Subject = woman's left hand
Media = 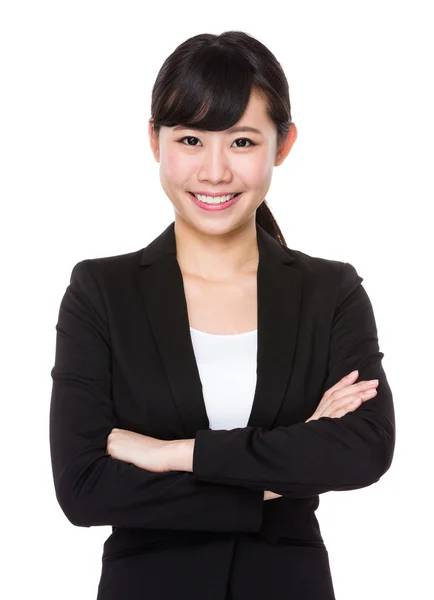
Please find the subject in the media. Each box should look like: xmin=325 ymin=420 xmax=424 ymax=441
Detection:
xmin=106 ymin=428 xmax=175 ymax=473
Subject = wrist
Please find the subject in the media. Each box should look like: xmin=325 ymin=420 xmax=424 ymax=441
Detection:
xmin=168 ymin=439 xmax=195 ymax=472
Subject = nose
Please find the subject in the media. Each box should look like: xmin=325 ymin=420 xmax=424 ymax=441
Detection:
xmin=198 ymin=145 xmax=232 ymax=185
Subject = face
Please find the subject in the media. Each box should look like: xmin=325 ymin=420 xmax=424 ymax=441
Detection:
xmin=148 ymin=89 xmax=297 ymax=236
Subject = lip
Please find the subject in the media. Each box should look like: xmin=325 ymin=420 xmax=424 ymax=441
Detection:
xmin=190 ymin=191 xmax=240 ymax=197
xmin=188 ymin=192 xmax=242 ymax=211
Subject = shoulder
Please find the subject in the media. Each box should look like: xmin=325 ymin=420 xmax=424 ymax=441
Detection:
xmin=282 ymin=244 xmax=360 ymax=280
xmin=281 ymin=245 xmax=364 ymax=305
xmin=70 ymin=247 xmax=142 ymax=278
xmin=67 ymin=248 xmax=143 ymax=307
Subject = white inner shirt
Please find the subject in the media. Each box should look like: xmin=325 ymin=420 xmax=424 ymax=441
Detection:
xmin=189 ymin=327 xmax=258 ymax=431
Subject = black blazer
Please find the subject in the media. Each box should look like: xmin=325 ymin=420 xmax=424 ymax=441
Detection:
xmin=49 ymin=221 xmax=395 ymax=600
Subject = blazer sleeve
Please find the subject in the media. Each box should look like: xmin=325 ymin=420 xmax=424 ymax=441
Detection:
xmin=192 ymin=262 xmax=396 ymax=498
xmin=49 ymin=260 xmax=264 ymax=530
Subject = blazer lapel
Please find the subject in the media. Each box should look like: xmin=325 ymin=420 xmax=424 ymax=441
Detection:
xmin=138 ymin=221 xmax=303 ymax=438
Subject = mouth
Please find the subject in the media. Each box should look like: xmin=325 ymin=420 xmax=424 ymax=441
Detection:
xmin=188 ymin=191 xmax=242 ymax=211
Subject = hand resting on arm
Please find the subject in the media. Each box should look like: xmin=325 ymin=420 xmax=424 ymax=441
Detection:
xmin=257 ymin=369 xmax=379 ymax=501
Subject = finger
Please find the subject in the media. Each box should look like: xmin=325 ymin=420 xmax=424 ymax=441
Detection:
xmin=332 ymin=388 xmax=377 ymax=411
xmin=318 ymin=383 xmax=374 ymax=418
xmin=316 ymin=371 xmax=359 ymax=417
xmin=326 ymin=380 xmax=378 ymax=408
xmin=329 ymin=387 xmax=378 ymax=418
xmin=330 ymin=397 xmax=363 ymax=418
xmin=317 ymin=371 xmax=376 ymax=419
xmin=322 ymin=370 xmax=359 ymax=401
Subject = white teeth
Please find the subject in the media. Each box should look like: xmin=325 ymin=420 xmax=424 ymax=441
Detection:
xmin=193 ymin=193 xmax=238 ymax=204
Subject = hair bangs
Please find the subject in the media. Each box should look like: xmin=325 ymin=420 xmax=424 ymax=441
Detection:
xmin=156 ymin=48 xmax=256 ymax=132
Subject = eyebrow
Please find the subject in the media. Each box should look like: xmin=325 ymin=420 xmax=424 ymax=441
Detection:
xmin=172 ymin=125 xmax=263 ymax=135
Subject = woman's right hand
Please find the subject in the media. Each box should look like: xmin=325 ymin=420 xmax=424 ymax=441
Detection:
xmin=263 ymin=490 xmax=282 ymax=501
xmin=263 ymin=370 xmax=379 ymax=501
xmin=305 ymin=369 xmax=378 ymax=422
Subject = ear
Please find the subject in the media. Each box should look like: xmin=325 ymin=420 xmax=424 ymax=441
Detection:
xmin=275 ymin=123 xmax=298 ymax=166
xmin=148 ymin=119 xmax=160 ymax=163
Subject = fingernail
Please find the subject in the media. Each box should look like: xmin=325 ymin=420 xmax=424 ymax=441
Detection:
xmin=348 ymin=370 xmax=358 ymax=377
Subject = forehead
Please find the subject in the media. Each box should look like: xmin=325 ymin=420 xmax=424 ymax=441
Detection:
xmin=233 ymin=91 xmax=272 ymax=129
xmin=242 ymin=90 xmax=269 ymax=118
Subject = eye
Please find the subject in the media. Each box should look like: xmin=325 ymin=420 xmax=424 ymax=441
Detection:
xmin=233 ymin=138 xmax=256 ymax=148
xmin=177 ymin=136 xmax=256 ymax=148
xmin=179 ymin=136 xmax=202 ymax=147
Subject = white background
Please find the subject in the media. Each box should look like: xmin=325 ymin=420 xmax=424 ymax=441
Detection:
xmin=1 ymin=1 xmax=433 ymax=598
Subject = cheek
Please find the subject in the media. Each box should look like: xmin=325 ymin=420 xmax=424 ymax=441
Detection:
xmin=239 ymin=155 xmax=273 ymax=187
xmin=160 ymin=150 xmax=191 ymax=183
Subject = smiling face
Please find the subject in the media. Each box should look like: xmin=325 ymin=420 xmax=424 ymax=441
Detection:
xmin=148 ymin=89 xmax=297 ymax=236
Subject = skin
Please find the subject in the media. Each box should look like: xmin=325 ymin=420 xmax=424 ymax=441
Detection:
xmin=106 ymin=89 xmax=378 ymax=495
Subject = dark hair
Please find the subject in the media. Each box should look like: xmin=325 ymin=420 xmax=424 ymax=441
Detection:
xmin=150 ymin=31 xmax=293 ymax=247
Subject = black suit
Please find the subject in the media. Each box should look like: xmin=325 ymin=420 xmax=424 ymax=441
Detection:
xmin=49 ymin=220 xmax=395 ymax=599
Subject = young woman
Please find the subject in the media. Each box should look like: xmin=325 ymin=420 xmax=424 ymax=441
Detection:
xmin=49 ymin=31 xmax=395 ymax=600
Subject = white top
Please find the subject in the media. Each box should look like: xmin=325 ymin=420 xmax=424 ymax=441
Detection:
xmin=189 ymin=326 xmax=258 ymax=430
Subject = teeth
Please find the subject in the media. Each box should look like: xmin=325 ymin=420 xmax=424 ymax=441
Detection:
xmin=193 ymin=193 xmax=238 ymax=204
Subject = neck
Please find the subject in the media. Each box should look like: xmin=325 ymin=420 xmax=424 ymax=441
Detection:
xmin=174 ymin=217 xmax=259 ymax=281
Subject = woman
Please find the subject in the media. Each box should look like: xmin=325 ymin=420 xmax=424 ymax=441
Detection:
xmin=49 ymin=31 xmax=395 ymax=600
